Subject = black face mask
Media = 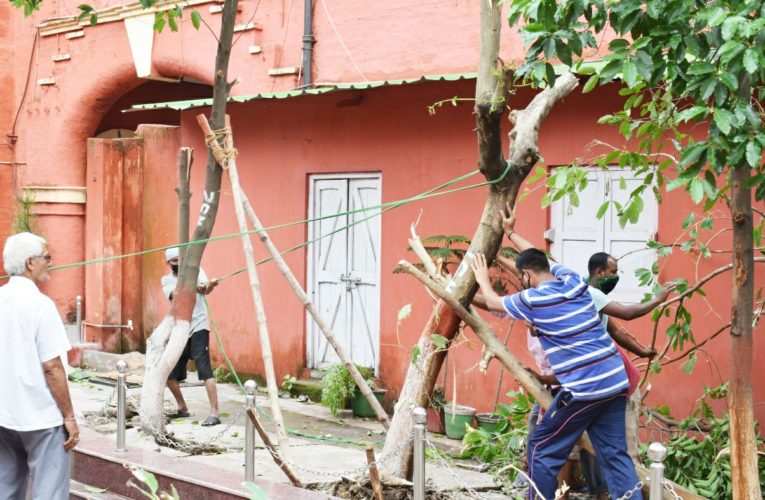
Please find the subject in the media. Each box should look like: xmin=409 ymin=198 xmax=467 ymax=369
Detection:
xmin=171 ymin=264 xmax=179 ymax=274
xmin=597 ymin=275 xmax=620 ymax=295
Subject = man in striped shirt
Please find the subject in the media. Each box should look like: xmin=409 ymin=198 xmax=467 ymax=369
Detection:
xmin=472 ymin=228 xmax=642 ymax=499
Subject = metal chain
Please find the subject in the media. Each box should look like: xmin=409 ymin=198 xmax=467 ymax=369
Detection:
xmin=127 ymin=394 xmax=245 ymax=452
xmin=424 ymin=437 xmax=488 ymax=499
xmin=97 ymin=385 xmax=119 ymax=416
xmin=662 ymin=478 xmax=683 ymax=500
xmin=614 ymin=479 xmax=646 ymax=500
xmin=260 ymin=434 xmax=411 ymax=479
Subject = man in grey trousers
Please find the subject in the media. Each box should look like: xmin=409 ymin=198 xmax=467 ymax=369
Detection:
xmin=0 ymin=232 xmax=79 ymax=500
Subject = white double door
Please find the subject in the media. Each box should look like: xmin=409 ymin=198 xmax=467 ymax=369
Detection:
xmin=549 ymin=167 xmax=658 ymax=303
xmin=307 ymin=174 xmax=381 ymax=372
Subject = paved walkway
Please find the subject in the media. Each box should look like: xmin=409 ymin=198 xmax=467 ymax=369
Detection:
xmin=69 ymin=356 xmax=506 ymax=498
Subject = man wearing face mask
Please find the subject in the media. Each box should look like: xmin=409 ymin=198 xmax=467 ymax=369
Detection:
xmin=162 ymin=247 xmax=221 ymax=426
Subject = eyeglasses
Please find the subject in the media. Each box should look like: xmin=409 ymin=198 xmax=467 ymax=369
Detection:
xmin=33 ymin=254 xmax=52 ymax=263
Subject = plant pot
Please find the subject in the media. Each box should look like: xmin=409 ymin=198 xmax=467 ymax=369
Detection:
xmin=476 ymin=413 xmax=502 ymax=433
xmin=350 ymin=389 xmax=387 ymax=418
xmin=443 ymin=403 xmax=476 ymax=440
xmin=426 ymin=407 xmax=446 ymax=434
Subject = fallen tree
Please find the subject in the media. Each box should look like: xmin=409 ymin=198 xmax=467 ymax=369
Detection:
xmin=380 ymin=0 xmax=580 ymax=477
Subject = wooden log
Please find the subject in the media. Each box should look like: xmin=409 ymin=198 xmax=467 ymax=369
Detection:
xmin=246 ymin=408 xmax=302 ymax=487
xmin=239 ymin=193 xmax=390 ymax=428
xmin=196 ymin=113 xmax=292 ymax=459
xmin=365 ymin=446 xmax=384 ymax=500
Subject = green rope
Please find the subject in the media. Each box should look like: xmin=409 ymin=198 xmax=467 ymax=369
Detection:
xmin=34 ymin=162 xmax=510 ymax=275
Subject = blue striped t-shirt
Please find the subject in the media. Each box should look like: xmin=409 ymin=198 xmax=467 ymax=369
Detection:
xmin=502 ymin=263 xmax=628 ymax=400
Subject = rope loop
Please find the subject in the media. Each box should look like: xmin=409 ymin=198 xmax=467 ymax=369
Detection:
xmin=205 ymin=127 xmax=238 ymax=168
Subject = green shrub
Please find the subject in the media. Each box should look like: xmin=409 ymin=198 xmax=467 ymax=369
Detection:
xmin=320 ymin=364 xmax=373 ymax=416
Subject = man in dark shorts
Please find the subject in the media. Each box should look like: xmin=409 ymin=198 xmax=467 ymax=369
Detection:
xmin=162 ymin=247 xmax=221 ymax=426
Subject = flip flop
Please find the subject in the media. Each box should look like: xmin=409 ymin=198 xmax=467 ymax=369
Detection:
xmin=167 ymin=410 xmax=191 ymax=419
xmin=201 ymin=415 xmax=221 ymax=427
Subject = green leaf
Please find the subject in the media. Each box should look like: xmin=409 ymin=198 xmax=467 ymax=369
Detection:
xmin=717 ymin=72 xmax=737 ymax=92
xmin=582 ymin=73 xmax=599 ymax=93
xmin=85 ymin=486 xmax=108 ymax=494
xmin=544 ymin=62 xmax=556 ymax=86
xmin=675 ymin=106 xmax=708 ymax=124
xmin=706 ymin=6 xmax=727 ymax=27
xmin=687 ymin=62 xmax=715 ymax=75
xmin=596 ymin=201 xmax=609 ymax=219
xmin=713 ymin=108 xmax=733 ymax=135
xmin=153 ymin=12 xmax=166 ymax=31
xmin=191 ymin=10 xmax=202 ymax=30
xmin=682 ymin=353 xmax=698 ymax=375
xmin=411 ymin=345 xmax=421 ymax=364
xmin=397 ymin=303 xmax=412 ymax=322
xmin=131 ymin=467 xmax=159 ymax=494
xmin=746 ymin=140 xmax=762 ymax=168
xmin=622 ymin=58 xmax=637 ymax=87
xmin=243 ymin=481 xmax=268 ymax=500
xmin=430 ymin=334 xmax=448 ymax=350
xmin=689 ymin=178 xmax=704 ymax=204
xmin=743 ymin=49 xmax=758 ymax=74
xmin=682 ymin=213 xmax=695 ymax=230
xmin=679 ymin=142 xmax=708 ymax=167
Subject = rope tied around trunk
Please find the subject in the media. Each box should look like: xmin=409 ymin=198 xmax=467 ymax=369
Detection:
xmin=205 ymin=126 xmax=238 ymax=168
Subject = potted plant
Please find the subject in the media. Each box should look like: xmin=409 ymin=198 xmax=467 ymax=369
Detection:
xmin=321 ymin=363 xmax=381 ymax=417
xmin=349 ymin=377 xmax=387 ymax=418
xmin=426 ymin=386 xmax=447 ymax=433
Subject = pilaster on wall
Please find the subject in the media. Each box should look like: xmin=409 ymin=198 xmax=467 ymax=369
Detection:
xmin=136 ymin=125 xmax=180 ymax=338
xmin=85 ymin=137 xmax=144 ymax=352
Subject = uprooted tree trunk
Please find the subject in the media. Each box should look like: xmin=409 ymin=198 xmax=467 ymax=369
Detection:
xmin=140 ymin=0 xmax=239 ymax=436
xmin=380 ymin=0 xmax=580 ymax=477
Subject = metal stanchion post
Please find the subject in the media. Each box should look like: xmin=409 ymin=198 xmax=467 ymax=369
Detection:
xmin=413 ymin=407 xmax=427 ymax=500
xmin=647 ymin=442 xmax=667 ymax=500
xmin=115 ymin=360 xmax=127 ymax=453
xmin=244 ymin=380 xmax=258 ymax=483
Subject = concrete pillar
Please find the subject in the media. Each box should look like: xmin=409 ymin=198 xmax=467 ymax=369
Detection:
xmin=136 ymin=125 xmax=181 ymax=335
xmin=85 ymin=137 xmax=144 ymax=352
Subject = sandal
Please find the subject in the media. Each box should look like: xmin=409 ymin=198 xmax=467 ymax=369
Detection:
xmin=167 ymin=410 xmax=191 ymax=419
xmin=201 ymin=415 xmax=221 ymax=427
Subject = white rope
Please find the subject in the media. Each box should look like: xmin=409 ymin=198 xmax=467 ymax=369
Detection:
xmin=319 ymin=0 xmax=369 ymax=82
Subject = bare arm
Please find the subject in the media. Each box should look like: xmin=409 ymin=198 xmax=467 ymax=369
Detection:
xmin=42 ymin=357 xmax=79 ymax=450
xmin=499 ymin=202 xmax=553 ymax=263
xmin=601 ymin=283 xmax=677 ymax=320
xmin=471 ymin=254 xmax=506 ymax=313
xmin=607 ymin=321 xmax=656 ymax=358
xmin=472 ymin=292 xmax=489 ymax=311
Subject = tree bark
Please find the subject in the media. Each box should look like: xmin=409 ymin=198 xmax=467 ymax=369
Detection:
xmin=379 ymin=0 xmax=580 ymax=478
xmin=140 ymin=0 xmax=239 ymax=435
xmin=728 ymin=164 xmax=760 ymax=500
xmin=176 ymin=147 xmax=193 ymax=260
xmin=239 ymin=194 xmax=391 ymax=428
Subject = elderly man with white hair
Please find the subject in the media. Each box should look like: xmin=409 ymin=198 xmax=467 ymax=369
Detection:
xmin=0 ymin=232 xmax=77 ymax=500
xmin=162 ymin=246 xmax=221 ymax=426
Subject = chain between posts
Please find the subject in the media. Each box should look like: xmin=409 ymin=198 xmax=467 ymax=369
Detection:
xmin=98 ymin=386 xmax=409 ymax=475
xmin=423 ymin=437 xmax=488 ymax=500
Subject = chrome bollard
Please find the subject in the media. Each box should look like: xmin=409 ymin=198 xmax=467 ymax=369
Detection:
xmin=647 ymin=442 xmax=667 ymax=500
xmin=244 ymin=380 xmax=258 ymax=483
xmin=413 ymin=407 xmax=427 ymax=500
xmin=115 ymin=360 xmax=127 ymax=453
